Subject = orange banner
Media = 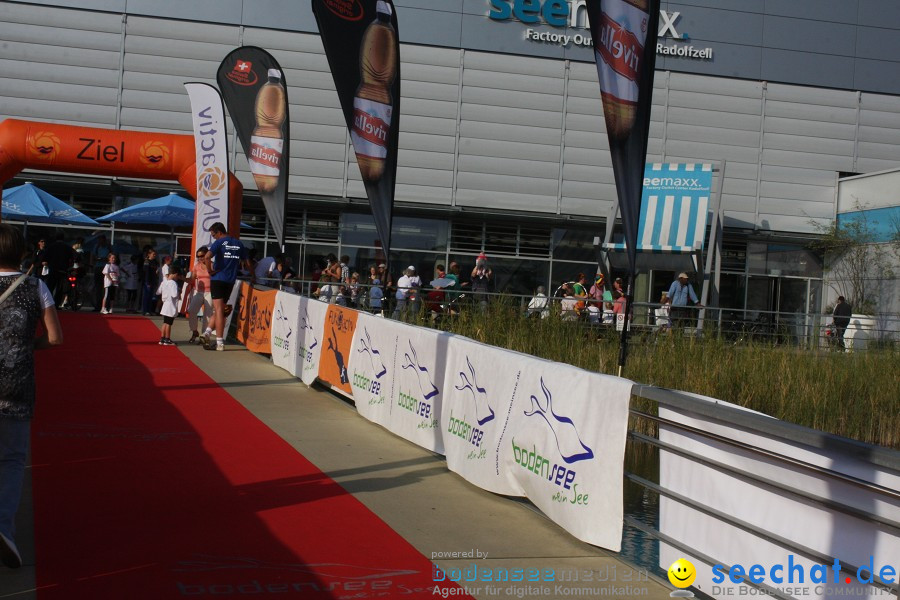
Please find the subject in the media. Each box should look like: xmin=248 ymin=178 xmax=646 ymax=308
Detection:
xmin=0 ymin=119 xmax=243 ymax=239
xmin=318 ymin=305 xmax=359 ymax=395
xmin=236 ymin=285 xmax=277 ymax=354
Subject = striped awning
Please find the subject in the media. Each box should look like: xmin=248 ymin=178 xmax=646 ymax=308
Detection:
xmin=605 ymin=163 xmax=712 ymax=254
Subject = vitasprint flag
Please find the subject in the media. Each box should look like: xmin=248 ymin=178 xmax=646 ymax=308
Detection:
xmin=217 ymin=47 xmax=290 ymax=247
xmin=312 ymin=0 xmax=399 ymax=259
xmin=184 ymin=82 xmax=229 ymax=256
xmin=586 ymin=0 xmax=660 ymax=274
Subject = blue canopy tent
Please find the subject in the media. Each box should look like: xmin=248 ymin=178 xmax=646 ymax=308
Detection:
xmin=98 ymin=192 xmax=252 ymax=256
xmin=1 ymin=182 xmax=99 ymax=234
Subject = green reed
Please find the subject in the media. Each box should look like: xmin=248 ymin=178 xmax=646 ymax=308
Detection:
xmin=423 ymin=297 xmax=900 ymax=449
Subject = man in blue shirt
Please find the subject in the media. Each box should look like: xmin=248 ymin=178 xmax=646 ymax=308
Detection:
xmin=667 ymin=272 xmax=702 ymax=330
xmin=202 ymin=222 xmax=247 ymax=351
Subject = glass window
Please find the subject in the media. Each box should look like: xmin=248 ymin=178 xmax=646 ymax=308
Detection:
xmin=342 ymin=213 xmax=448 ymax=251
xmin=766 ymin=245 xmax=822 ymax=278
xmin=747 ymin=242 xmax=767 ymax=275
xmin=552 ymin=227 xmax=600 ymax=262
xmin=718 ymin=273 xmax=746 ymax=310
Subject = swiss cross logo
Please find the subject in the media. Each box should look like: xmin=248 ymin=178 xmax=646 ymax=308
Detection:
xmin=225 ymin=59 xmax=259 ymax=86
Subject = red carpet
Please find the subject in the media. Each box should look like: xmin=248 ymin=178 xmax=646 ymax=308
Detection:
xmin=32 ymin=313 xmax=468 ymax=599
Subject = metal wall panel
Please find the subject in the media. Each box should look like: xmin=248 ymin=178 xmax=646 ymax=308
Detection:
xmin=5 ymin=3 xmax=900 ymax=235
xmin=0 ymin=3 xmax=121 ymax=128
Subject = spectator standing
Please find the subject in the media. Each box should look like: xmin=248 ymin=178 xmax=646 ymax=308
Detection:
xmin=349 ymin=272 xmax=361 ymax=307
xmin=655 ymin=292 xmax=671 ymax=332
xmin=91 ymin=235 xmax=112 ymax=311
xmin=0 ymin=223 xmax=63 ymax=569
xmin=185 ymin=246 xmax=212 ymax=344
xmin=43 ymin=233 xmax=75 ymax=308
xmin=667 ymin=272 xmax=702 ymax=329
xmin=393 ymin=266 xmax=418 ymax=321
xmin=100 ymin=253 xmax=120 ymax=314
xmin=202 ymin=222 xmax=247 ymax=351
xmin=832 ymin=296 xmax=852 ymax=349
xmin=526 ymin=286 xmax=549 ymax=319
xmin=369 ymin=278 xmax=384 ymax=314
xmin=120 ymin=254 xmax=139 ymax=312
xmin=470 ymin=253 xmax=492 ymax=310
xmin=33 ymin=238 xmax=47 ymax=280
xmin=141 ymin=248 xmax=159 ymax=316
xmin=158 ymin=266 xmax=180 ymax=346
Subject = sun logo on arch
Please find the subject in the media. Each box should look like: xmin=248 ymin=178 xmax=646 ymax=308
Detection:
xmin=139 ymin=140 xmax=170 ymax=169
xmin=27 ymin=131 xmax=61 ymax=161
xmin=198 ymin=166 xmax=226 ymax=194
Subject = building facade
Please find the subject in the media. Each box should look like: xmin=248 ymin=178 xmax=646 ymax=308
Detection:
xmin=2 ymin=0 xmax=900 ymax=315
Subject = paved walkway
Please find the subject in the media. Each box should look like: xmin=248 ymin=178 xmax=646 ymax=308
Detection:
xmin=2 ymin=316 xmax=674 ymax=600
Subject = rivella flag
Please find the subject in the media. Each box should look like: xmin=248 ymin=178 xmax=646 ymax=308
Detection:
xmin=312 ymin=0 xmax=399 ymax=260
xmin=586 ymin=0 xmax=660 ymax=274
xmin=184 ymin=82 xmax=229 ymax=254
xmin=216 ymin=47 xmax=289 ymax=247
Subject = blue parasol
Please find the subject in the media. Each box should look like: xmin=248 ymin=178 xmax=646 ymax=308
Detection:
xmin=2 ymin=182 xmax=98 ymax=226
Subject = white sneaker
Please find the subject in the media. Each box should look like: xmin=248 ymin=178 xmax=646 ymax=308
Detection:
xmin=100 ymin=309 xmax=109 ymax=314
xmin=0 ymin=532 xmax=22 ymax=569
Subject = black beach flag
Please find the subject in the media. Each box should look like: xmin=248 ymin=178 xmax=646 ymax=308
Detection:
xmin=586 ymin=0 xmax=660 ymax=275
xmin=217 ymin=47 xmax=290 ymax=247
xmin=312 ymin=0 xmax=400 ymax=260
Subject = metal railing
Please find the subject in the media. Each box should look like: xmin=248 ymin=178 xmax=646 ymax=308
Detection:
xmin=623 ymin=385 xmax=900 ymax=600
xmin=255 ymin=276 xmax=900 ymax=351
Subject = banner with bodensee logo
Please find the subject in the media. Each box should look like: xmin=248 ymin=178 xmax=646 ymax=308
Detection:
xmin=298 ymin=296 xmax=327 ymax=386
xmin=502 ymin=355 xmax=631 ymax=551
xmin=442 ymin=335 xmax=525 ymax=495
xmin=271 ymin=291 xmax=301 ymax=375
xmin=349 ymin=313 xmax=449 ymax=454
xmin=236 ymin=285 xmax=277 ymax=354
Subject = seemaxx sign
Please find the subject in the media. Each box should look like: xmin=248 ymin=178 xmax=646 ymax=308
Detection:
xmin=488 ymin=0 xmax=713 ymax=59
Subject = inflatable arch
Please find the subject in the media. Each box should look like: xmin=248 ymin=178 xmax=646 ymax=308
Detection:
xmin=0 ymin=119 xmax=243 ymax=237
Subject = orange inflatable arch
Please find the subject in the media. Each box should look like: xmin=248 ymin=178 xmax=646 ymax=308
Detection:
xmin=0 ymin=119 xmax=243 ymax=237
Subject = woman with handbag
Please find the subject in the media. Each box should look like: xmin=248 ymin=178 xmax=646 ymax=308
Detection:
xmin=0 ymin=224 xmax=63 ymax=568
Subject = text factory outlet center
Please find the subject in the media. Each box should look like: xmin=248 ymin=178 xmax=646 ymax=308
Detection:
xmin=2 ymin=0 xmax=899 ymax=315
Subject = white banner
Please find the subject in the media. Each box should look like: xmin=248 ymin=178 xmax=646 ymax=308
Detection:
xmin=502 ymin=357 xmax=632 ymax=551
xmin=297 ymin=296 xmax=327 ymax=386
xmin=658 ymin=399 xmax=900 ymax=600
xmin=442 ymin=335 xmax=525 ymax=495
xmin=184 ymin=82 xmax=229 ymax=252
xmin=348 ymin=314 xmax=449 ymax=454
xmin=272 ymin=291 xmax=301 ymax=375
xmin=349 ymin=311 xmax=397 ymax=429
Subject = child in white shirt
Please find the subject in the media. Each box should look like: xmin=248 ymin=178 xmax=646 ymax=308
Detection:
xmin=101 ymin=253 xmax=120 ymax=314
xmin=158 ymin=266 xmax=180 ymax=346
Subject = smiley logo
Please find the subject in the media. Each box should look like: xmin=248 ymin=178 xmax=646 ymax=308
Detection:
xmin=667 ymin=558 xmax=697 ymax=589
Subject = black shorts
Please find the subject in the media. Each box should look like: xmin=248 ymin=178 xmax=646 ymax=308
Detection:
xmin=163 ymin=315 xmax=175 ymax=326
xmin=210 ymin=280 xmax=235 ymax=300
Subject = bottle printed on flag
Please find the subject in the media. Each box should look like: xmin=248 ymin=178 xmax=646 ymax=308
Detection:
xmin=594 ymin=0 xmax=649 ymax=139
xmin=249 ymin=68 xmax=286 ymax=193
xmin=351 ymin=0 xmax=397 ymax=183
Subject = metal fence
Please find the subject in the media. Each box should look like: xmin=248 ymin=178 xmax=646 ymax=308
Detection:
xmin=261 ymin=277 xmax=900 ymax=351
xmin=623 ymin=385 xmax=900 ymax=600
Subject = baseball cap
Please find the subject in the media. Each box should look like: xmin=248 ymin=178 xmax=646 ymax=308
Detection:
xmin=678 ymin=272 xmax=689 ymax=279
xmin=378 ymin=263 xmax=386 ymax=268
xmin=407 ymin=265 xmax=416 ymax=271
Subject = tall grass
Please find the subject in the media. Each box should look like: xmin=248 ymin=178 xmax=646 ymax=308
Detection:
xmin=425 ymin=298 xmax=900 ymax=449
